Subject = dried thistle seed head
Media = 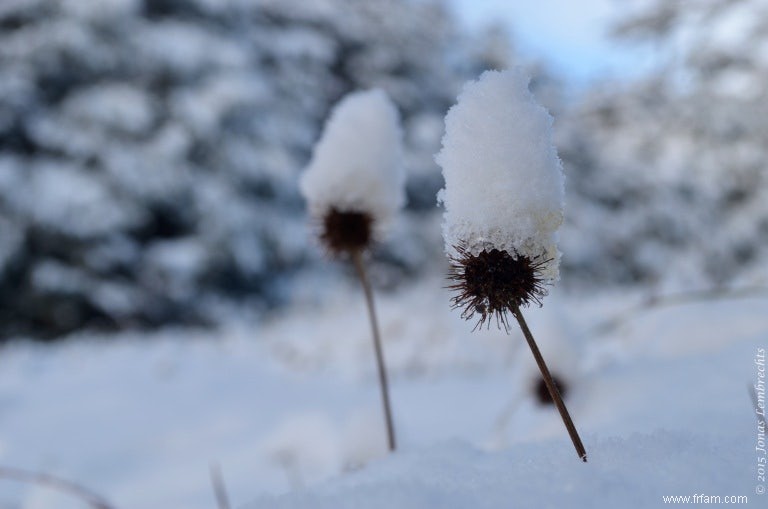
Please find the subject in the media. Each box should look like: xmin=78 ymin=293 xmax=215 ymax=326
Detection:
xmin=448 ymin=244 xmax=549 ymax=330
xmin=319 ymin=207 xmax=373 ymax=255
xmin=533 ymin=375 xmax=569 ymax=406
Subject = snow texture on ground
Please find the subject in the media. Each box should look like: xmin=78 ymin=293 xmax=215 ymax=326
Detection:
xmin=0 ymin=274 xmax=765 ymax=508
xmin=249 ymin=431 xmax=753 ymax=509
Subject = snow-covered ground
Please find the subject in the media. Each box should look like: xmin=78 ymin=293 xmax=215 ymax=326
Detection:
xmin=0 ymin=273 xmax=765 ymax=508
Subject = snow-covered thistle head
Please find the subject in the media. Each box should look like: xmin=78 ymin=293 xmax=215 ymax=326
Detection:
xmin=436 ymin=69 xmax=565 ymax=329
xmin=300 ymin=89 xmax=405 ymax=255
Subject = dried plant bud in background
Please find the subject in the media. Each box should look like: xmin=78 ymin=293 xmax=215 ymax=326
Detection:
xmin=320 ymin=208 xmax=374 ymax=255
xmin=533 ymin=374 xmax=569 ymax=405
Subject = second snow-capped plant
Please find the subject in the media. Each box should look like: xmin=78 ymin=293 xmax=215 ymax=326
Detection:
xmin=300 ymin=89 xmax=405 ymax=452
xmin=436 ymin=69 xmax=587 ymax=461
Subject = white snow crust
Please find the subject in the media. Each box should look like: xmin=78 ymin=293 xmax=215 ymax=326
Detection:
xmin=436 ymin=69 xmax=565 ymax=281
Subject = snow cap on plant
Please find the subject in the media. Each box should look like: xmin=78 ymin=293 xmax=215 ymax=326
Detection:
xmin=436 ymin=69 xmax=565 ymax=329
xmin=300 ymin=89 xmax=405 ymax=254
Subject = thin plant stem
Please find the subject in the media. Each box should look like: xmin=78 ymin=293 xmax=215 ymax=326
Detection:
xmin=351 ymin=250 xmax=397 ymax=452
xmin=511 ymin=304 xmax=587 ymax=462
xmin=209 ymin=463 xmax=231 ymax=509
xmin=0 ymin=466 xmax=115 ymax=509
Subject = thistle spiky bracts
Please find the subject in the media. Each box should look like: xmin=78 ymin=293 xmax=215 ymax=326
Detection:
xmin=447 ymin=243 xmax=550 ymax=331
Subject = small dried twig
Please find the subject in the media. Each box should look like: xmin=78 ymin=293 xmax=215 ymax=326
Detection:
xmin=0 ymin=466 xmax=114 ymax=509
xmin=209 ymin=463 xmax=231 ymax=509
xmin=594 ymin=285 xmax=768 ymax=335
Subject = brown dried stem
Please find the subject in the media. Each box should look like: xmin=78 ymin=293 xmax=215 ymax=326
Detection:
xmin=511 ymin=304 xmax=588 ymax=462
xmin=351 ymin=250 xmax=397 ymax=452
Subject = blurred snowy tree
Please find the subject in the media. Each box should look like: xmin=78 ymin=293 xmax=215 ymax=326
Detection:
xmin=0 ymin=0 xmax=527 ymax=339
xmin=558 ymin=0 xmax=768 ymax=290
